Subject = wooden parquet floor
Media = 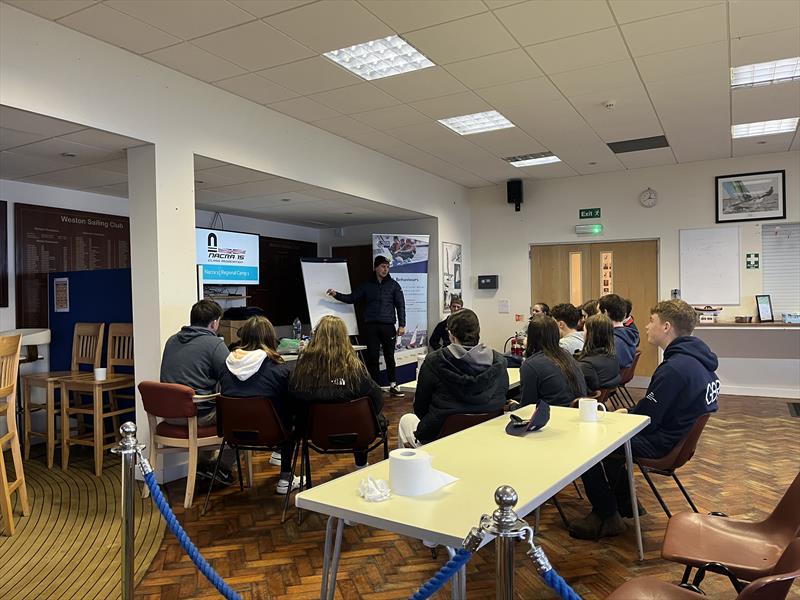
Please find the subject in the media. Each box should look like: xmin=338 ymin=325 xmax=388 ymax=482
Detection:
xmin=136 ymin=393 xmax=800 ymax=600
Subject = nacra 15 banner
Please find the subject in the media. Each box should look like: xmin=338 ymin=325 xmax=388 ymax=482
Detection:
xmin=196 ymin=227 xmax=260 ymax=285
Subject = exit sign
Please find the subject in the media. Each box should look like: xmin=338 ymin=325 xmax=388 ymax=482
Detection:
xmin=579 ymin=208 xmax=601 ymax=219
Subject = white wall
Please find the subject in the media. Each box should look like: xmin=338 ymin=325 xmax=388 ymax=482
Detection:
xmin=469 ymin=151 xmax=800 ymax=352
xmin=195 ymin=209 xmax=319 ymax=244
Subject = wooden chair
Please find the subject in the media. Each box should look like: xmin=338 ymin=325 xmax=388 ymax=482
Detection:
xmin=139 ymin=381 xmax=222 ymax=509
xmin=610 ymin=350 xmax=641 ymax=408
xmin=60 ymin=323 xmax=135 ymax=476
xmin=436 ymin=410 xmax=503 ymax=439
xmin=0 ymin=335 xmax=30 ymax=535
xmin=23 ymin=323 xmax=104 ymax=469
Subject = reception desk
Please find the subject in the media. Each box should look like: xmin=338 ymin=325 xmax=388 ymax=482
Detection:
xmin=694 ymin=323 xmax=800 ymax=399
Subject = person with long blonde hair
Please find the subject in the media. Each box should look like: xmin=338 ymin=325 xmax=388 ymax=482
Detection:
xmin=577 ymin=314 xmax=621 ymax=392
xmin=290 ymin=315 xmax=386 ymax=468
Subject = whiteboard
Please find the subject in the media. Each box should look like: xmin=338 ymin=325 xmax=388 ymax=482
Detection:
xmin=300 ymin=259 xmax=359 ymax=335
xmin=679 ymin=227 xmax=740 ymax=305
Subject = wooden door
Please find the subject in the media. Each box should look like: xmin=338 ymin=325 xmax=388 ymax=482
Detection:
xmin=530 ymin=240 xmax=659 ymax=376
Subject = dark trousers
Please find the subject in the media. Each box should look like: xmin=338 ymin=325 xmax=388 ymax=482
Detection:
xmin=363 ymin=322 xmax=397 ymax=384
xmin=580 ymin=438 xmax=659 ymax=517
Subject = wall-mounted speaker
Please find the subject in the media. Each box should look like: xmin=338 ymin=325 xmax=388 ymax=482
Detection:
xmin=507 ymin=179 xmax=522 ymax=212
xmin=478 ymin=275 xmax=498 ymax=289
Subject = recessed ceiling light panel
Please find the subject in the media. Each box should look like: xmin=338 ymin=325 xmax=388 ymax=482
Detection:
xmin=323 ymin=35 xmax=434 ymax=81
xmin=731 ymin=117 xmax=799 ymax=138
xmin=504 ymin=152 xmax=561 ymax=167
xmin=438 ymin=110 xmax=514 ymax=135
xmin=731 ymin=57 xmax=800 ymax=88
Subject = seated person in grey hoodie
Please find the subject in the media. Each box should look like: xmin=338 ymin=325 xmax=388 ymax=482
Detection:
xmin=550 ymin=303 xmax=585 ymax=356
xmin=160 ymin=299 xmax=229 ymax=426
xmin=219 ymin=316 xmax=299 ymax=495
xmin=398 ymin=309 xmax=509 ymax=447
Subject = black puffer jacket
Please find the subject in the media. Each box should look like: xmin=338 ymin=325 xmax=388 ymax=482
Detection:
xmin=413 ymin=344 xmax=508 ymax=444
xmin=334 ymin=275 xmax=405 ymax=327
xmin=578 ymin=352 xmax=621 ymax=392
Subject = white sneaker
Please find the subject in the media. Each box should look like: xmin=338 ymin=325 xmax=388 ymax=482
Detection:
xmin=275 ymin=475 xmax=304 ymax=495
xmin=269 ymin=451 xmax=282 ymax=466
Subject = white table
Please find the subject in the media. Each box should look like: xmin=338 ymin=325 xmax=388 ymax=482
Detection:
xmin=279 ymin=344 xmax=367 ymax=362
xmin=296 ymin=405 xmax=650 ymax=599
xmin=398 ymin=367 xmax=521 ymax=393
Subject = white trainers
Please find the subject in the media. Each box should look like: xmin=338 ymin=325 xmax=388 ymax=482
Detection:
xmin=269 ymin=451 xmax=282 ymax=466
xmin=275 ymin=475 xmax=304 ymax=495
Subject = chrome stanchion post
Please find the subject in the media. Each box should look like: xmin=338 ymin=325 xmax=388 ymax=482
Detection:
xmin=487 ymin=485 xmax=523 ymax=600
xmin=111 ymin=422 xmax=145 ymax=600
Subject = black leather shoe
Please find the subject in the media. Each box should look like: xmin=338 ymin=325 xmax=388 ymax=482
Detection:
xmin=569 ymin=511 xmax=626 ymax=540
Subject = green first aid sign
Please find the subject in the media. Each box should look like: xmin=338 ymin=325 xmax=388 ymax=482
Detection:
xmin=579 ymin=208 xmax=601 ymax=219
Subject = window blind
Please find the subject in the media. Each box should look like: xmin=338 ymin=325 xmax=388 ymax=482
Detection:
xmin=762 ymin=222 xmax=800 ymax=317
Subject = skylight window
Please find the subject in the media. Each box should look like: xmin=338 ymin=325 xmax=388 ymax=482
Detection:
xmin=323 ymin=35 xmax=434 ymax=81
xmin=504 ymin=152 xmax=561 ymax=167
xmin=731 ymin=57 xmax=800 ymax=88
xmin=731 ymin=118 xmax=799 ymax=138
xmin=438 ymin=110 xmax=515 ymax=135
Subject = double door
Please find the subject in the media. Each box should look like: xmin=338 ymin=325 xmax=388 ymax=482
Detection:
xmin=530 ymin=240 xmax=659 ymax=377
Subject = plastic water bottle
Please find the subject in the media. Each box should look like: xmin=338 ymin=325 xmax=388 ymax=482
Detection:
xmin=292 ymin=317 xmax=302 ymax=340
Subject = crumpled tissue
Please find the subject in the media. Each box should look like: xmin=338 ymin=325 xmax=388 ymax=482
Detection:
xmin=359 ymin=476 xmax=391 ymax=502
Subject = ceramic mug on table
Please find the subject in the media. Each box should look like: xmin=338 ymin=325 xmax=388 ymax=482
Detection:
xmin=94 ymin=367 xmax=107 ymax=381
xmin=578 ymin=397 xmax=607 ymax=422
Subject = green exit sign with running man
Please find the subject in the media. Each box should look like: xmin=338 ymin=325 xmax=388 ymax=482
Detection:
xmin=579 ymin=208 xmax=601 ymax=219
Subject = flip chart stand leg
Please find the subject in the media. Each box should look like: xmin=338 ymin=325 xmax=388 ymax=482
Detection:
xmin=625 ymin=440 xmax=644 ymax=561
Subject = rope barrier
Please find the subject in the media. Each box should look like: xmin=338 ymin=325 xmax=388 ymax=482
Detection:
xmin=542 ymin=568 xmax=583 ymax=600
xmin=408 ymin=548 xmax=472 ymax=600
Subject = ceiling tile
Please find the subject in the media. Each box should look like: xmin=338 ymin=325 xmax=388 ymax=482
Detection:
xmin=551 ymin=60 xmax=641 ymax=97
xmin=311 ymin=115 xmax=395 ymax=147
xmin=372 ymin=67 xmax=467 ymax=103
xmin=0 ymin=127 xmax=44 ymax=151
xmin=476 ymin=77 xmax=562 ymax=111
xmin=467 ymin=127 xmax=547 ymax=157
xmin=0 ymin=106 xmax=86 ymax=137
xmin=609 ymin=0 xmax=721 ymax=24
xmin=60 ymin=129 xmax=144 ymax=151
xmin=192 ymin=21 xmax=314 ymax=71
xmin=265 ymin=0 xmax=393 ymax=53
xmin=515 ymin=161 xmax=578 ymax=179
xmin=484 ymin=0 xmax=525 ymax=8
xmin=200 ymin=164 xmax=274 ymax=184
xmin=194 ymin=155 xmax=229 ymax=170
xmin=21 ymin=165 xmax=127 ymax=187
xmin=444 ymin=49 xmax=543 ymax=89
xmin=258 ymin=56 xmax=362 ymax=95
xmin=526 ymin=27 xmax=629 ymax=75
xmin=732 ymin=81 xmax=800 ymax=124
xmin=196 ymin=188 xmax=241 ymax=203
xmin=729 ymin=0 xmax=800 ymax=38
xmin=635 ymin=40 xmax=728 ymax=84
xmin=733 ymin=132 xmax=795 ymax=157
xmin=731 ymin=27 xmax=800 ymax=67
xmin=210 ymin=178 xmax=309 ymax=198
xmin=58 ymin=3 xmax=181 ymax=54
xmin=494 ymin=0 xmax=615 ymax=46
xmin=404 ymin=13 xmax=517 ymax=65
xmin=359 ymin=0 xmax=486 ymax=34
xmin=91 ymin=157 xmax=129 ymax=174
xmin=0 ymin=151 xmax=69 ymax=178
xmin=105 ymin=0 xmax=253 ymax=40
xmin=86 ymin=182 xmax=129 ymax=197
xmin=351 ymin=105 xmax=430 ymax=130
xmin=145 ymin=43 xmax=247 ymax=82
xmin=269 ymin=97 xmax=341 ymax=121
xmin=503 ymin=99 xmax=597 ymax=146
xmin=410 ymin=91 xmax=492 ymax=120
xmin=309 ymin=83 xmax=399 ymax=114
xmin=571 ymin=85 xmax=662 ymax=142
xmin=4 ymin=0 xmax=96 ymax=20
xmin=617 ymin=147 xmax=676 ymax=169
xmin=228 ymin=1 xmax=316 ymax=18
xmin=790 ymin=133 xmax=799 ymax=151
xmin=621 ymin=3 xmax=727 ymax=57
xmin=10 ymin=138 xmax=123 ymax=166
xmin=215 ymin=73 xmax=298 ymax=105
xmin=380 ymin=146 xmax=490 ymax=187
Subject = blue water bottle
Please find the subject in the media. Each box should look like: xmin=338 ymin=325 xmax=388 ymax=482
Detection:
xmin=292 ymin=317 xmax=302 ymax=340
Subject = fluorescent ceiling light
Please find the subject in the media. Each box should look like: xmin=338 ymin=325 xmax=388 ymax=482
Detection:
xmin=438 ymin=110 xmax=514 ymax=135
xmin=323 ymin=35 xmax=434 ymax=81
xmin=731 ymin=57 xmax=800 ymax=88
xmin=504 ymin=152 xmax=561 ymax=167
xmin=731 ymin=117 xmax=799 ymax=138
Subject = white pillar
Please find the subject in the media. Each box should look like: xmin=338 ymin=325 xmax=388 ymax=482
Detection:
xmin=127 ymin=143 xmax=196 ymax=481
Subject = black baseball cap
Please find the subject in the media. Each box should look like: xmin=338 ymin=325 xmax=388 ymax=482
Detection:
xmin=374 ymin=255 xmax=390 ymax=268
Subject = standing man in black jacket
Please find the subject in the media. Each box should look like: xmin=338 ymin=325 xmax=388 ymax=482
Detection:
xmin=327 ymin=255 xmax=406 ymax=396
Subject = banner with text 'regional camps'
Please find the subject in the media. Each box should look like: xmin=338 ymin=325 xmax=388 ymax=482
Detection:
xmin=372 ymin=234 xmax=429 ymax=350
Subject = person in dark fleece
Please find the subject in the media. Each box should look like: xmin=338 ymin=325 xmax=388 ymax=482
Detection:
xmin=327 ymin=255 xmax=405 ymax=395
xmin=397 ymin=309 xmax=508 ymax=447
xmin=599 ymin=294 xmax=639 ymax=369
xmin=569 ymin=299 xmax=719 ymax=540
xmin=428 ymin=296 xmax=463 ymax=351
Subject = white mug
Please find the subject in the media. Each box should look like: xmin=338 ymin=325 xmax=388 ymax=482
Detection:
xmin=578 ymin=397 xmax=607 ymax=422
xmin=94 ymin=367 xmax=107 ymax=381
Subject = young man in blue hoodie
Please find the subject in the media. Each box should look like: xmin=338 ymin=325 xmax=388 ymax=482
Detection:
xmin=599 ymin=294 xmax=639 ymax=368
xmin=569 ymin=299 xmax=719 ymax=540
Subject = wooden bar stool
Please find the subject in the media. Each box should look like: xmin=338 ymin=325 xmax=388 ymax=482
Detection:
xmin=0 ymin=335 xmax=30 ymax=535
xmin=60 ymin=323 xmax=135 ymax=476
xmin=23 ymin=323 xmax=104 ymax=469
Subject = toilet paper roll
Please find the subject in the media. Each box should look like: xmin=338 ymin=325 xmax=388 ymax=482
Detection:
xmin=389 ymin=448 xmax=458 ymax=497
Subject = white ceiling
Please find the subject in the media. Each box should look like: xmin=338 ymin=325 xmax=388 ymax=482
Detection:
xmin=0 ymin=105 xmax=428 ymax=228
xmin=4 ymin=0 xmax=798 ymax=189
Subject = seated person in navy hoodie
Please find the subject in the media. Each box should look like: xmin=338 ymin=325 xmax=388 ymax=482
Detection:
xmin=220 ymin=316 xmax=300 ymax=495
xmin=569 ymin=299 xmax=719 ymax=540
xmin=599 ymin=294 xmax=639 ymax=369
xmin=398 ymin=309 xmax=508 ymax=447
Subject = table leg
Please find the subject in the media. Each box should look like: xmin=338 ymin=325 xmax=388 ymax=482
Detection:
xmin=326 ymin=518 xmax=344 ymax=600
xmin=61 ymin=383 xmax=70 ymax=470
xmin=93 ymin=385 xmax=103 ymax=477
xmin=321 ymin=516 xmax=345 ymax=600
xmin=446 ymin=546 xmax=467 ymax=600
xmin=321 ymin=515 xmax=334 ymax=596
xmin=625 ymin=440 xmax=644 ymax=561
xmin=46 ymin=381 xmax=55 ymax=469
